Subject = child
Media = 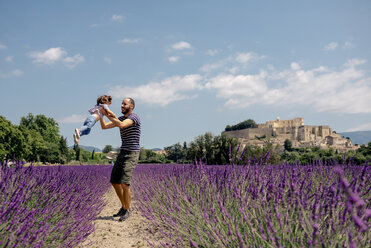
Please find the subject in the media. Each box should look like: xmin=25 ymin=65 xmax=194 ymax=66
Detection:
xmin=73 ymin=95 xmax=114 ymax=144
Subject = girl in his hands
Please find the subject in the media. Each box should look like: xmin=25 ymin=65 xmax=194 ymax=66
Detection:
xmin=73 ymin=95 xmax=114 ymax=144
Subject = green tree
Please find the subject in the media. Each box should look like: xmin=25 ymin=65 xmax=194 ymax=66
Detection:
xmin=59 ymin=136 xmax=69 ymax=164
xmin=186 ymin=132 xmax=238 ymax=164
xmin=20 ymin=113 xmax=60 ymax=143
xmin=284 ymin=139 xmax=293 ymax=151
xmin=165 ymin=143 xmax=184 ymax=162
xmin=80 ymin=149 xmax=92 ymax=162
xmin=74 ymin=144 xmax=80 ymax=161
xmin=213 ymin=133 xmax=238 ymax=164
xmin=19 ymin=113 xmax=62 ymax=163
xmin=102 ymin=145 xmax=113 ymax=153
xmin=225 ymin=119 xmax=257 ymax=131
xmin=0 ymin=116 xmax=25 ymax=160
xmin=20 ymin=127 xmax=46 ymax=162
xmin=91 ymin=149 xmax=95 ymax=160
xmin=139 ymin=147 xmax=148 ymax=161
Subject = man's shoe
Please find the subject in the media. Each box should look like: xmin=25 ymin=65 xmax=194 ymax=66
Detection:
xmin=118 ymin=210 xmax=130 ymax=221
xmin=113 ymin=207 xmax=126 ymax=217
xmin=73 ymin=134 xmax=79 ymax=144
xmin=75 ymin=129 xmax=80 ymax=139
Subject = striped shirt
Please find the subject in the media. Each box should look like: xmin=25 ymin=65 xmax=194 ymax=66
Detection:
xmin=118 ymin=113 xmax=141 ymax=151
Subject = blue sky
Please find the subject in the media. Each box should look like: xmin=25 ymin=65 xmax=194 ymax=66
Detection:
xmin=1 ymin=0 xmax=371 ymax=150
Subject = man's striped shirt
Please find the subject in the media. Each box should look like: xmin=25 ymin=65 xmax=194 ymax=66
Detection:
xmin=118 ymin=113 xmax=141 ymax=151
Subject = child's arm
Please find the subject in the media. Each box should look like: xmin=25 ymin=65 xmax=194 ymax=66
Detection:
xmin=99 ymin=105 xmax=116 ymax=118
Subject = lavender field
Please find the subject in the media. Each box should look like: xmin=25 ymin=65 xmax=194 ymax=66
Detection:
xmin=0 ymin=163 xmax=112 ymax=248
xmin=132 ymin=161 xmax=370 ymax=247
xmin=1 ymin=160 xmax=370 ymax=248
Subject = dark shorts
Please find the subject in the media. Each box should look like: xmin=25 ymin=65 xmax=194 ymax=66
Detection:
xmin=110 ymin=150 xmax=139 ymax=185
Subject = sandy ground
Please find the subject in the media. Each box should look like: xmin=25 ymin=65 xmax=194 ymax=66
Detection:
xmin=79 ymin=187 xmax=165 ymax=248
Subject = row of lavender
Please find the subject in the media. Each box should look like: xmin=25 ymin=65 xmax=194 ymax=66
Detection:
xmin=0 ymin=163 xmax=112 ymax=248
xmin=132 ymin=162 xmax=370 ymax=247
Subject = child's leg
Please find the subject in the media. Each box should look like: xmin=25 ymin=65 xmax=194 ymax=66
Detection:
xmin=79 ymin=115 xmax=98 ymax=136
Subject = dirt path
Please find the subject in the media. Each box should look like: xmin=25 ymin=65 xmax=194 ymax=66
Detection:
xmin=79 ymin=187 xmax=164 ymax=248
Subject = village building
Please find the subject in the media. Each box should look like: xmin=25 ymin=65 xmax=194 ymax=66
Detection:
xmin=224 ymin=117 xmax=359 ymax=152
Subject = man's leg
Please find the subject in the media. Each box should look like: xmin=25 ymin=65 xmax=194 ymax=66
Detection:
xmin=112 ymin=183 xmax=126 ymax=209
xmin=122 ymin=183 xmax=131 ymax=210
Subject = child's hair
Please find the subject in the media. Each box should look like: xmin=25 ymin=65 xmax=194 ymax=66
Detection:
xmin=97 ymin=95 xmax=112 ymax=105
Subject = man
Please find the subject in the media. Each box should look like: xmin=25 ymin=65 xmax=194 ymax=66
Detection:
xmin=99 ymin=97 xmax=141 ymax=221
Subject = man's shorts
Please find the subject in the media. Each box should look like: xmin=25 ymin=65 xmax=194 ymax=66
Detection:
xmin=110 ymin=150 xmax=140 ymax=185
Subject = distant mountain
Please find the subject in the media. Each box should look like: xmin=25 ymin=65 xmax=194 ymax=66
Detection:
xmin=68 ymin=145 xmax=102 ymax=152
xmin=152 ymin=148 xmax=163 ymax=151
xmin=338 ymin=131 xmax=371 ymax=145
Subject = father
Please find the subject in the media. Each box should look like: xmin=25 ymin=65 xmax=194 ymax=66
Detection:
xmin=99 ymin=97 xmax=141 ymax=222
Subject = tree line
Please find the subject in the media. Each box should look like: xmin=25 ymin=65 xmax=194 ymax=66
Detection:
xmin=0 ymin=114 xmax=72 ymax=163
xmin=2 ymin=114 xmax=370 ymax=165
xmin=281 ymin=139 xmax=371 ymax=165
xmin=164 ymin=133 xmax=371 ymax=165
xmin=0 ymin=114 xmax=110 ymax=164
xmin=164 ymin=132 xmax=281 ymax=165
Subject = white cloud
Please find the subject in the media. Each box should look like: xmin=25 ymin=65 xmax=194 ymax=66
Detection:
xmin=168 ymin=56 xmax=180 ymax=63
xmin=290 ymin=62 xmax=301 ymax=70
xmin=171 ymin=41 xmax=192 ymax=51
xmin=28 ymin=47 xmax=66 ymax=64
xmin=345 ymin=122 xmax=371 ymax=132
xmin=104 ymin=57 xmax=112 ymax=64
xmin=235 ymin=52 xmax=265 ymax=64
xmin=200 ymin=51 xmax=265 ymax=74
xmin=112 ymin=14 xmax=124 ymax=22
xmin=344 ymin=58 xmax=366 ymax=68
xmin=62 ymin=54 xmax=84 ymax=68
xmin=5 ymin=56 xmax=13 ymax=62
xmin=206 ymin=49 xmax=220 ymax=56
xmin=108 ymin=50 xmax=371 ymax=115
xmin=108 ymin=74 xmax=203 ymax=106
xmin=205 ymin=71 xmax=268 ymax=108
xmin=200 ymin=62 xmax=223 ymax=73
xmin=228 ymin=67 xmax=239 ymax=74
xmin=204 ymin=59 xmax=371 ymax=114
xmin=323 ymin=42 xmax=338 ymax=51
xmin=0 ymin=44 xmax=7 ymax=49
xmin=118 ymin=38 xmax=141 ymax=44
xmin=28 ymin=47 xmax=84 ymax=67
xmin=0 ymin=69 xmax=24 ymax=78
xmin=11 ymin=69 xmax=23 ymax=76
xmin=343 ymin=41 xmax=354 ymax=49
xmin=58 ymin=114 xmax=86 ymax=124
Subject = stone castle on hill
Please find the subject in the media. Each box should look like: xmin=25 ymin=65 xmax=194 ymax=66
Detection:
xmin=224 ymin=117 xmax=359 ymax=152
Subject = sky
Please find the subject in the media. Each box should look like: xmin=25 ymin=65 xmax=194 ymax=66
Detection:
xmin=1 ymin=0 xmax=371 ymax=150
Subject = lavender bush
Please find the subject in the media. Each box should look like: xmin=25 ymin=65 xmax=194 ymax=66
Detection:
xmin=0 ymin=163 xmax=112 ymax=248
xmin=132 ymin=161 xmax=370 ymax=247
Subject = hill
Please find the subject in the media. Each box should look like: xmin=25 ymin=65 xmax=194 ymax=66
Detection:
xmin=68 ymin=145 xmax=102 ymax=152
xmin=152 ymin=148 xmax=163 ymax=151
xmin=338 ymin=131 xmax=371 ymax=145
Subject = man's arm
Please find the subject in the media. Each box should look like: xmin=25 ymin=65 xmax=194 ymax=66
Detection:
xmin=99 ymin=116 xmax=116 ymax=129
xmin=99 ymin=106 xmax=117 ymax=118
xmin=106 ymin=115 xmax=134 ymax=129
xmin=105 ymin=108 xmax=116 ymax=118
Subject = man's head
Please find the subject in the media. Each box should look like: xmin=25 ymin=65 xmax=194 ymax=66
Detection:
xmin=121 ymin=97 xmax=135 ymax=115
